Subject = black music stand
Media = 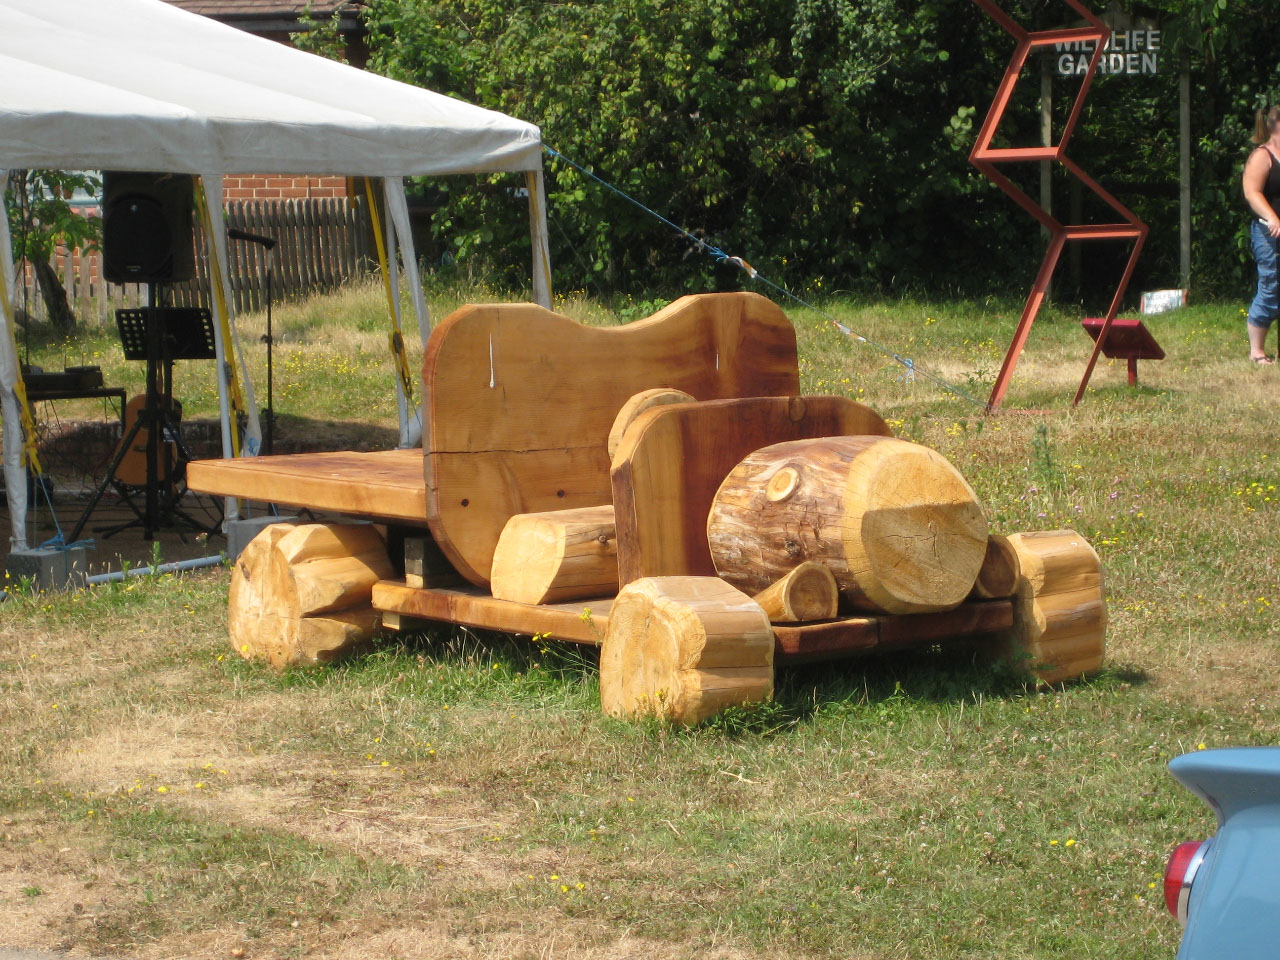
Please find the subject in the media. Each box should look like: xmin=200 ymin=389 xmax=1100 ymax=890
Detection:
xmin=70 ymin=302 xmax=221 ymax=542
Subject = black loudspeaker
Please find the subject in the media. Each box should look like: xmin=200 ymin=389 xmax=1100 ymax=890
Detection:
xmin=102 ymin=172 xmax=196 ymax=283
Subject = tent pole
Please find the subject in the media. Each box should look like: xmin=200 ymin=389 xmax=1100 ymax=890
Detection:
xmin=197 ymin=174 xmax=259 ymax=523
xmin=383 ymin=178 xmax=429 ymax=448
xmin=1 ymin=391 xmax=27 ymax=550
xmin=364 ymin=178 xmax=414 ymax=447
xmin=383 ymin=189 xmax=409 ymax=446
xmin=200 ymin=176 xmax=260 ymax=458
xmin=1 ymin=176 xmax=32 ymax=549
xmin=526 ymin=166 xmax=552 ymax=309
xmin=196 ymin=183 xmax=234 ymax=465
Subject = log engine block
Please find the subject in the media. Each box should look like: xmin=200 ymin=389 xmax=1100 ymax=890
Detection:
xmin=707 ymin=436 xmax=989 ymax=615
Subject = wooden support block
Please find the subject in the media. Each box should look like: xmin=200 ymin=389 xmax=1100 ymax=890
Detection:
xmin=708 ymin=435 xmax=988 ymax=615
xmin=277 ymin=523 xmax=393 ymax=615
xmin=600 ymin=577 xmax=775 ymax=726
xmin=969 ymin=533 xmax=1021 ymax=600
xmin=997 ymin=530 xmax=1106 ymax=685
xmin=404 ymin=534 xmax=463 ymax=589
xmin=229 ymin=522 xmax=394 ymax=668
xmin=490 ymin=505 xmax=618 ymax=605
xmin=379 ymin=611 xmax=435 ymax=633
xmin=752 ymin=562 xmax=839 ymax=623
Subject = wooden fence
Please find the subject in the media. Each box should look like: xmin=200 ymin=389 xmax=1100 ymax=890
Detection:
xmin=17 ymin=197 xmax=374 ymax=325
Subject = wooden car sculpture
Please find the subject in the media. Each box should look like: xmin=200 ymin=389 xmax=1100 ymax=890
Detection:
xmin=188 ymin=293 xmax=1106 ymax=725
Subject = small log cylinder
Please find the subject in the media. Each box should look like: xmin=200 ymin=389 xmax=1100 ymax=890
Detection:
xmin=600 ymin=576 xmax=774 ymax=726
xmin=752 ymin=562 xmax=839 ymax=622
xmin=229 ymin=522 xmax=393 ymax=668
xmin=490 ymin=505 xmax=618 ymax=605
xmin=707 ymin=436 xmax=988 ymax=615
xmin=969 ymin=533 xmax=1021 ymax=600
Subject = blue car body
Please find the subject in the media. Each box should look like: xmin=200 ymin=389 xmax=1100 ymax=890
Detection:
xmin=1168 ymin=747 xmax=1280 ymax=959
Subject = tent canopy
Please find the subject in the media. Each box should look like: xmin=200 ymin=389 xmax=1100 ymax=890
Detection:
xmin=1 ymin=0 xmax=552 ymax=552
xmin=0 ymin=0 xmax=543 ymax=176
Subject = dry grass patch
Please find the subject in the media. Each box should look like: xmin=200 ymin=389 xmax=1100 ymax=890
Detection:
xmin=8 ymin=291 xmax=1280 ymax=959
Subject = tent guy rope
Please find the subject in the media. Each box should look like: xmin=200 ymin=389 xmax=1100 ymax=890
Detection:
xmin=542 ymin=146 xmax=989 ymax=411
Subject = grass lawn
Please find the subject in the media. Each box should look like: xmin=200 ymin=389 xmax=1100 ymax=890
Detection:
xmin=2 ymin=281 xmax=1277 ymax=959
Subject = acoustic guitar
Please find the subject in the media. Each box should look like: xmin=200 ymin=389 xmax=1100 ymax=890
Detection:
xmin=112 ymin=395 xmax=184 ymax=488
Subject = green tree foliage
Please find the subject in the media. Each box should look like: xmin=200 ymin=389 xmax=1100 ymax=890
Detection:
xmin=360 ymin=0 xmax=1280 ymax=303
xmin=364 ymin=0 xmax=1027 ymax=297
xmin=4 ymin=170 xmax=101 ymax=332
xmin=1170 ymin=0 xmax=1280 ymax=298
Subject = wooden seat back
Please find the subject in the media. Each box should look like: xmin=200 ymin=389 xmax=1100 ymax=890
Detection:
xmin=423 ymin=292 xmax=800 ymax=586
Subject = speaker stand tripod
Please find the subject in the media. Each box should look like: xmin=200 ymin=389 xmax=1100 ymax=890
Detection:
xmin=69 ymin=295 xmax=221 ymax=543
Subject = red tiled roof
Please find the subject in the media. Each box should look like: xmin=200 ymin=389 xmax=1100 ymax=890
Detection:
xmin=164 ymin=1 xmax=358 ymax=20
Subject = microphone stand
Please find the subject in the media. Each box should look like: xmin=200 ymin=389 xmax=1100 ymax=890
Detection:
xmin=226 ymin=227 xmax=278 ymax=454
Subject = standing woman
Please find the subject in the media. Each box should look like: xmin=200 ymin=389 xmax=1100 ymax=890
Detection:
xmin=1243 ymin=104 xmax=1280 ymax=364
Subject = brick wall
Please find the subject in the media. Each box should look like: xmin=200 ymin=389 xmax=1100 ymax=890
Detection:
xmin=222 ymin=175 xmax=349 ymax=201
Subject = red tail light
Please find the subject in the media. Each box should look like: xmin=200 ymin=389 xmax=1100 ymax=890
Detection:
xmin=1164 ymin=840 xmax=1211 ymax=926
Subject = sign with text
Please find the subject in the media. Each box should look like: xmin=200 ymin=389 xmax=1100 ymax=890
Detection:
xmin=1140 ymin=289 xmax=1187 ymax=315
xmin=1053 ymin=28 xmax=1161 ymax=77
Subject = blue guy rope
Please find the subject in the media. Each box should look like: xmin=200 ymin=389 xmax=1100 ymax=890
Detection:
xmin=29 ymin=472 xmax=93 ymax=552
xmin=542 ymin=145 xmax=990 ymax=411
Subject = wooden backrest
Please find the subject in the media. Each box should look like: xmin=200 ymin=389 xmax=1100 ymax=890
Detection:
xmin=610 ymin=396 xmax=892 ymax=585
xmin=423 ymin=292 xmax=799 ymax=586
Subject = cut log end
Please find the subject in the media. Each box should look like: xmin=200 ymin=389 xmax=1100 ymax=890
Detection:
xmin=600 ymin=577 xmax=774 ymax=726
xmin=229 ymin=522 xmax=393 ymax=669
xmin=847 ymin=441 xmax=988 ymax=613
xmin=752 ymin=562 xmax=839 ymax=622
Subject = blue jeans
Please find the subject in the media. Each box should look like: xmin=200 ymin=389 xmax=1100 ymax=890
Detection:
xmin=1248 ymin=219 xmax=1280 ymax=328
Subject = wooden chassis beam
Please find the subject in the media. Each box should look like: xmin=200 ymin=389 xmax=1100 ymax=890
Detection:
xmin=370 ymin=581 xmax=1013 ymax=665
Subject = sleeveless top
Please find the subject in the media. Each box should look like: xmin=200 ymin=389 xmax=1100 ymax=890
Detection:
xmin=1251 ymin=148 xmax=1280 ymax=216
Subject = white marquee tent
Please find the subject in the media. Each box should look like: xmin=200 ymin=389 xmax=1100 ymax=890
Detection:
xmin=0 ymin=0 xmax=552 ymax=550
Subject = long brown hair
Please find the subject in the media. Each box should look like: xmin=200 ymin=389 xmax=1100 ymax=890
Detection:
xmin=1255 ymin=106 xmax=1280 ymax=144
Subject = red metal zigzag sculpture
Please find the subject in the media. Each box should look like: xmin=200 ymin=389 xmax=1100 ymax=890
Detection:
xmin=970 ymin=0 xmax=1148 ymax=410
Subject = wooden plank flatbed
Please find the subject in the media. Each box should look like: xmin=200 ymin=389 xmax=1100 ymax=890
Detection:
xmin=187 ymin=449 xmax=428 ymax=524
xmin=370 ymin=580 xmax=1013 ymax=665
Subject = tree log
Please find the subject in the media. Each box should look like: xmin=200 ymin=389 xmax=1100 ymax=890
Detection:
xmin=228 ymin=522 xmax=393 ymax=668
xmin=997 ymin=530 xmax=1105 ymax=685
xmin=752 ymin=561 xmax=839 ymax=622
xmin=34 ymin=257 xmax=76 ymax=333
xmin=607 ymin=388 xmax=694 ymax=460
xmin=969 ymin=533 xmax=1020 ymax=600
xmin=599 ymin=576 xmax=774 ymax=726
xmin=490 ymin=505 xmax=618 ymax=605
xmin=707 ymin=436 xmax=988 ymax=615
